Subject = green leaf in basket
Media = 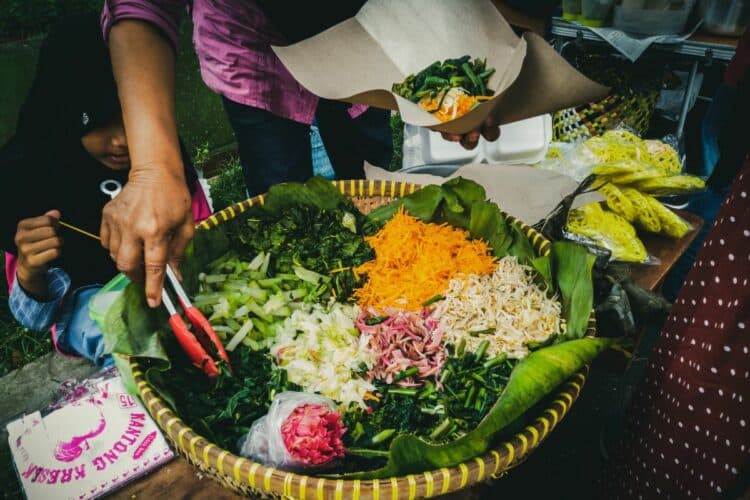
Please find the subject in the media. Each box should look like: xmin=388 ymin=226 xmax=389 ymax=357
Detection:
xmin=507 ymin=223 xmax=536 ymax=264
xmin=467 ymin=200 xmax=512 ymax=257
xmin=180 ymin=222 xmax=232 ymax=295
xmin=262 ymin=176 xmax=354 ymax=215
xmin=101 ymin=283 xmax=171 ymax=364
xmin=531 ymin=255 xmax=553 ymax=288
xmin=365 ymin=177 xmax=528 ymax=261
xmin=442 ymin=177 xmax=486 ymax=207
xmin=550 ymin=241 xmax=596 ymax=339
xmin=342 ymin=337 xmax=622 ymax=479
xmin=367 ymin=184 xmax=445 ymax=226
xmin=440 ymin=184 xmax=464 ymax=214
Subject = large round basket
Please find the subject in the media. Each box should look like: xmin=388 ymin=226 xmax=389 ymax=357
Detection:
xmin=130 ymin=179 xmax=594 ymax=499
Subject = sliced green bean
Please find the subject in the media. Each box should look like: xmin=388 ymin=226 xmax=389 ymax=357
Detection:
xmin=394 ymin=367 xmax=419 ymax=382
xmin=475 ymin=340 xmax=490 ymax=361
xmin=371 ymin=429 xmax=396 ymax=445
xmin=388 ymin=387 xmax=418 ymax=397
xmin=429 ymin=418 xmax=452 ymax=441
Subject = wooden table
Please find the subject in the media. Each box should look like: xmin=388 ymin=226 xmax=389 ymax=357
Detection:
xmin=113 ymin=211 xmax=704 ymax=499
xmin=631 ymin=210 xmax=704 ymax=291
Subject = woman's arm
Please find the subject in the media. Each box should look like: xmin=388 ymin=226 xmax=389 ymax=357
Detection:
xmin=101 ymin=6 xmax=193 ymax=308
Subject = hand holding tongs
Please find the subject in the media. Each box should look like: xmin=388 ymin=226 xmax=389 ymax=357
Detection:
xmin=74 ymin=180 xmax=232 ymax=377
xmin=99 ymin=180 xmax=232 ymax=377
xmin=162 ymin=265 xmax=231 ymax=377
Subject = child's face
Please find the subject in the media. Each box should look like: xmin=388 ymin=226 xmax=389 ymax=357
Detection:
xmin=80 ymin=113 xmax=130 ymax=171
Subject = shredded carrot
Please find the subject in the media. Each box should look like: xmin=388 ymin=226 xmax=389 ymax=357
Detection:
xmin=354 ymin=208 xmax=497 ymax=310
xmin=420 ymin=91 xmax=490 ymax=122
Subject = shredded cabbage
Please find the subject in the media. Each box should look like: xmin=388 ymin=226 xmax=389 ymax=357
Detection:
xmin=434 ymin=256 xmax=563 ymax=360
xmin=270 ymin=303 xmax=376 ymax=408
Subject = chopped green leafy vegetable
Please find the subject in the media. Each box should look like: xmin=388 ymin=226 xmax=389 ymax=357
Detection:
xmin=234 ymin=206 xmax=372 ymax=301
xmin=147 ymin=347 xmax=299 ymax=450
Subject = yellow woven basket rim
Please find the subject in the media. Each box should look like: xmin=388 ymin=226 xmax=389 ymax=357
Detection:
xmin=131 ymin=179 xmax=595 ymax=499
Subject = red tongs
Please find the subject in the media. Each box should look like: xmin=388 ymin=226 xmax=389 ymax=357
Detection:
xmin=162 ymin=265 xmax=231 ymax=377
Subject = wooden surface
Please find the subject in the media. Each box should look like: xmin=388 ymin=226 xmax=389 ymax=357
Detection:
xmin=689 ymin=32 xmax=741 ymax=48
xmin=112 ymin=211 xmax=703 ymax=499
xmin=111 ymin=458 xmax=242 ymax=500
xmin=630 ymin=210 xmax=704 ymax=291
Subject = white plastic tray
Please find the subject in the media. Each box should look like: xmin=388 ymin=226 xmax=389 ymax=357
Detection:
xmin=402 ymin=114 xmax=553 ymax=168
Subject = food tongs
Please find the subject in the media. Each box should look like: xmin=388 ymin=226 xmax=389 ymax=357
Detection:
xmin=162 ymin=264 xmax=231 ymax=377
xmin=62 ymin=179 xmax=232 ymax=378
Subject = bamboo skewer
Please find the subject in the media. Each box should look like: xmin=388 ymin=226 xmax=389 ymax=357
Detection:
xmin=58 ymin=221 xmax=101 ymax=241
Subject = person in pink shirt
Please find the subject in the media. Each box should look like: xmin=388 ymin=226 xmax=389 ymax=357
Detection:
xmin=99 ymin=0 xmax=500 ymax=309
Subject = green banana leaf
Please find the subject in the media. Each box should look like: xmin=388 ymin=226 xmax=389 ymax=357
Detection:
xmin=550 ymin=241 xmax=596 ymax=339
xmin=466 ymin=200 xmax=512 ymax=257
xmin=507 ymin=222 xmax=537 ymax=265
xmin=342 ymin=337 xmax=621 ymax=479
xmin=366 ymin=184 xmax=446 ymax=225
xmin=261 ymin=176 xmax=355 ymax=215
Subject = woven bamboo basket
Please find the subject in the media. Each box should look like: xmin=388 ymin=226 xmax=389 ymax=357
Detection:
xmin=130 ymin=179 xmax=595 ymax=499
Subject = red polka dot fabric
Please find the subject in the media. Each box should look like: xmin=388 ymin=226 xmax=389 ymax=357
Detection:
xmin=606 ymin=159 xmax=750 ymax=499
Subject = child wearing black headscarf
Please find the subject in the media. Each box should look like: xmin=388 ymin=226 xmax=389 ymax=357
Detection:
xmin=0 ymin=14 xmax=212 ymax=366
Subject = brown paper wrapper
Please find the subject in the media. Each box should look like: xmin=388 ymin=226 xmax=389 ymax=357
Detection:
xmin=273 ymin=0 xmax=609 ymax=134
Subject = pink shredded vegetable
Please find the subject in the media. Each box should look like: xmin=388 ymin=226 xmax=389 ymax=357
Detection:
xmin=356 ymin=307 xmax=446 ymax=387
xmin=280 ymin=404 xmax=347 ymax=466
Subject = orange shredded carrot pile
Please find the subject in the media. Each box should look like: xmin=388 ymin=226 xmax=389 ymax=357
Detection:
xmin=354 ymin=208 xmax=497 ymax=310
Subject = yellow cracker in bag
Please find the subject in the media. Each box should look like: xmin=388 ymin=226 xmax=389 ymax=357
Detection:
xmin=622 ymin=188 xmax=661 ymax=233
xmin=599 ymin=183 xmax=637 ymax=222
xmin=642 ymin=194 xmax=692 ymax=239
xmin=635 ymin=175 xmax=706 ymax=196
xmin=567 ymin=203 xmax=648 ymax=263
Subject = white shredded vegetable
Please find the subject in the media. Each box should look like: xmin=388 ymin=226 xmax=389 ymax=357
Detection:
xmin=433 ymin=256 xmax=564 ymax=360
xmin=269 ymin=303 xmax=376 ymax=408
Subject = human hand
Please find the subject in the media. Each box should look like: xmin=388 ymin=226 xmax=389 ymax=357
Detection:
xmin=440 ymin=115 xmax=500 ymax=150
xmin=15 ymin=210 xmax=63 ymax=299
xmin=100 ymin=165 xmax=194 ymax=308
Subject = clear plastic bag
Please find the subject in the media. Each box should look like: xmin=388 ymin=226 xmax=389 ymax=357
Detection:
xmin=565 ymin=203 xmax=660 ymax=265
xmin=538 ymin=141 xmax=599 ymax=182
xmin=237 ymin=392 xmax=346 ymax=470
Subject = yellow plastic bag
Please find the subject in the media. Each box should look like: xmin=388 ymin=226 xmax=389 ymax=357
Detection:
xmin=583 ymin=131 xmax=682 ymax=177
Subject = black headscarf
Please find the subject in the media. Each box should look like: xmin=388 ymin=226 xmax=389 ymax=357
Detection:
xmin=0 ymin=13 xmax=197 ymax=288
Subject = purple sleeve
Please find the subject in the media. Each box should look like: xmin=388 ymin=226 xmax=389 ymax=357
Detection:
xmin=101 ymin=0 xmax=187 ymax=50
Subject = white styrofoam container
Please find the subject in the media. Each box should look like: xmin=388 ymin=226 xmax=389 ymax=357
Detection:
xmin=402 ymin=114 xmax=552 ymax=169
